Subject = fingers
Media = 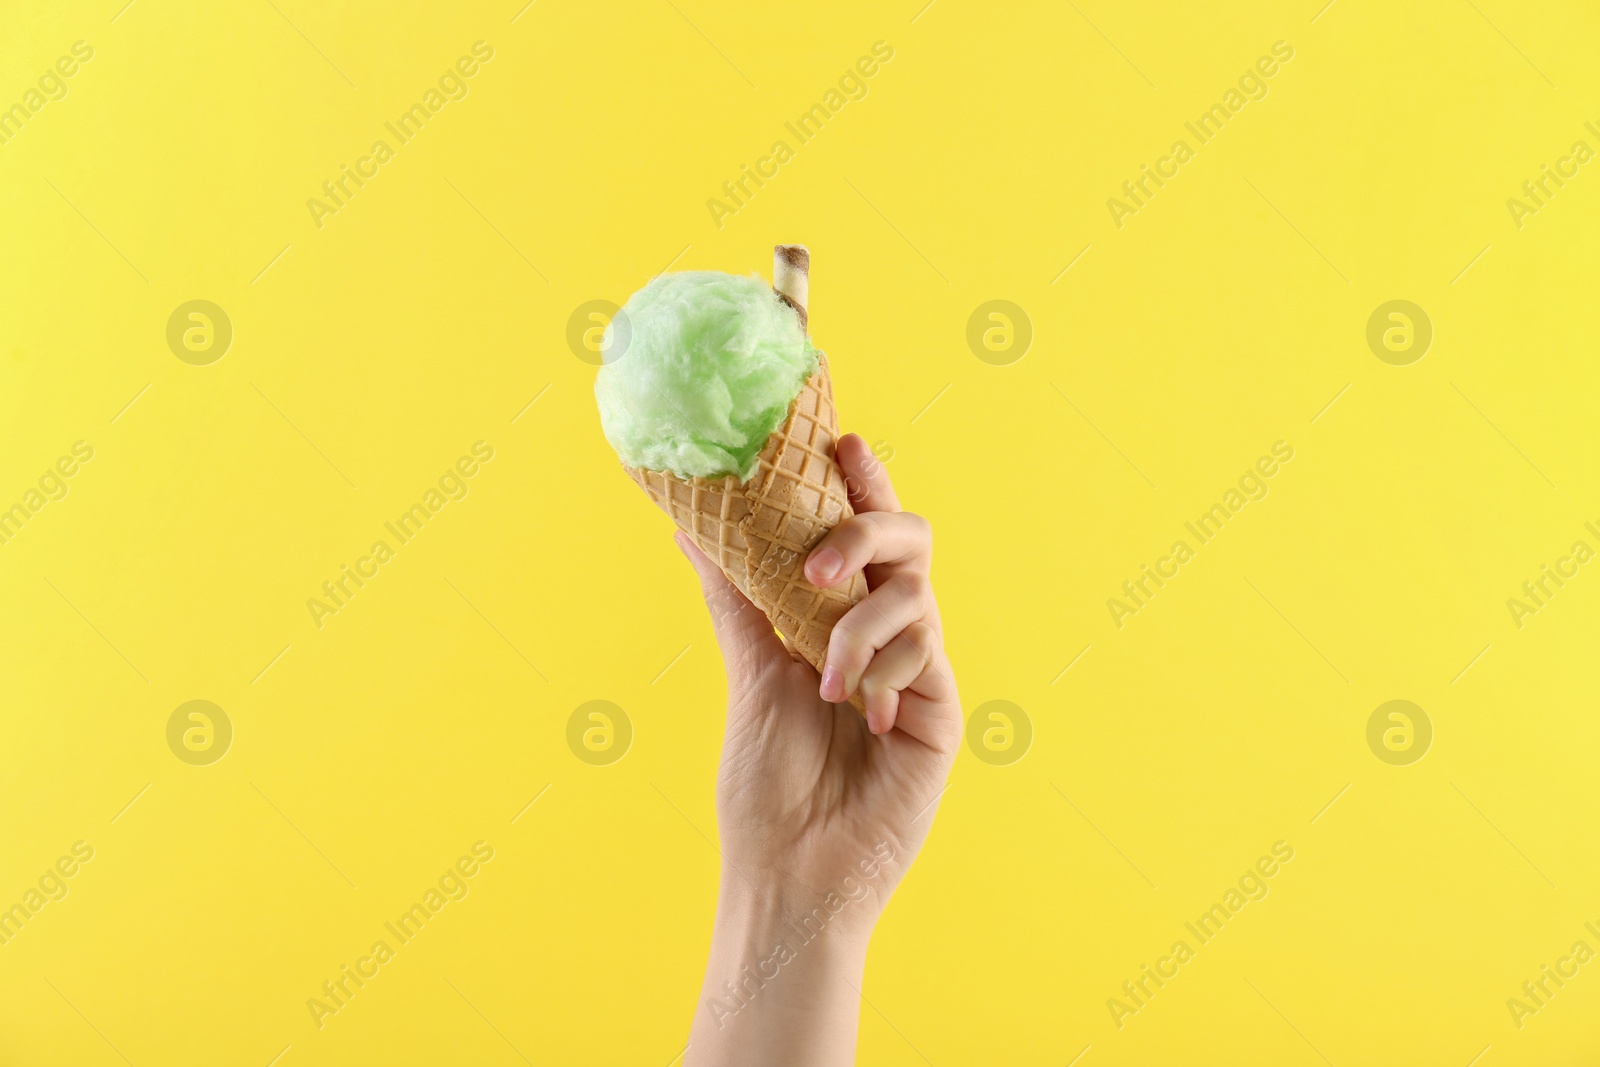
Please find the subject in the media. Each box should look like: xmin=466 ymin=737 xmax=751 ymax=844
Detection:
xmin=826 ymin=433 xmax=958 ymax=747
xmin=675 ymin=533 xmax=786 ymax=672
xmin=857 ymin=622 xmax=940 ymax=733
xmin=819 ymin=572 xmax=932 ymax=703
xmin=804 ymin=511 xmax=931 ymax=589
xmin=835 ymin=433 xmax=900 ymax=514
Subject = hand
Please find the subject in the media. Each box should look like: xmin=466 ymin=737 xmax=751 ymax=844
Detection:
xmin=679 ymin=433 xmax=961 ymax=1067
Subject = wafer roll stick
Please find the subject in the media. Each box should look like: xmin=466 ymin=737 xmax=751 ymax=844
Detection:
xmin=773 ymin=244 xmax=810 ymax=331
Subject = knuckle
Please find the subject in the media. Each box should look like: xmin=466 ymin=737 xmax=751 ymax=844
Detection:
xmin=902 ymin=621 xmax=938 ymax=656
xmin=832 ymin=611 xmax=867 ymax=642
xmin=852 ymin=512 xmax=885 ymax=546
xmin=904 ymin=512 xmax=933 ymax=557
xmin=892 ymin=570 xmax=933 ymax=606
xmin=828 ymin=624 xmax=869 ymax=665
xmin=883 ymin=631 xmax=932 ymax=678
xmin=829 ymin=514 xmax=869 ymax=552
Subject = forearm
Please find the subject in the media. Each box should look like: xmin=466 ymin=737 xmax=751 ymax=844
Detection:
xmin=686 ymin=872 xmax=873 ymax=1066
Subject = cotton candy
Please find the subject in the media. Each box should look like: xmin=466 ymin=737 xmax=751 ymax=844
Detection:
xmin=595 ymin=271 xmax=818 ymax=481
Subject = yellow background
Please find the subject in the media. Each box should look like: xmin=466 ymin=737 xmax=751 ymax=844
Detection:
xmin=3 ymin=0 xmax=1598 ymax=1063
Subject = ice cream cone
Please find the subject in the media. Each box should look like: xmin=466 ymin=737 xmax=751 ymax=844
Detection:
xmin=623 ymin=246 xmax=867 ymax=703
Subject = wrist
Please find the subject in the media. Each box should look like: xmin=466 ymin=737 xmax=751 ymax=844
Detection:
xmin=686 ymin=870 xmax=874 ymax=1064
xmin=711 ymin=835 xmax=905 ymax=951
xmin=712 ymin=868 xmax=877 ymax=972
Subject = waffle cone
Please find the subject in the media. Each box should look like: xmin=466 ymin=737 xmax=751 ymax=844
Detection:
xmin=625 ymin=353 xmax=867 ymax=694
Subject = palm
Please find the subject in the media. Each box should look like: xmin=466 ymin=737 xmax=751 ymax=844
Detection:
xmin=715 ymin=626 xmax=950 ymax=894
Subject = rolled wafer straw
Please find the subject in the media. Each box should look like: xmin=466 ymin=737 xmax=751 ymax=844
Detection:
xmin=773 ymin=244 xmax=810 ymax=331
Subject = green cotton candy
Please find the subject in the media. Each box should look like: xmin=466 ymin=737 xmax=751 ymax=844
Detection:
xmin=595 ymin=271 xmax=819 ymax=481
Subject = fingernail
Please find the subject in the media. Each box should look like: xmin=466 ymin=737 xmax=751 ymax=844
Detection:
xmin=866 ymin=709 xmax=887 ymax=734
xmin=673 ymin=531 xmax=690 ymax=557
xmin=809 ymin=547 xmax=842 ymax=583
xmin=819 ymin=665 xmax=844 ymax=702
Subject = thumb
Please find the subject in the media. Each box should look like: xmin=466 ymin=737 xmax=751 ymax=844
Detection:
xmin=674 ymin=532 xmax=788 ymax=674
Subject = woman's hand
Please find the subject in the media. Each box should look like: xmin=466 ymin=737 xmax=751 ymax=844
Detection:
xmin=680 ymin=433 xmax=960 ymax=1066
